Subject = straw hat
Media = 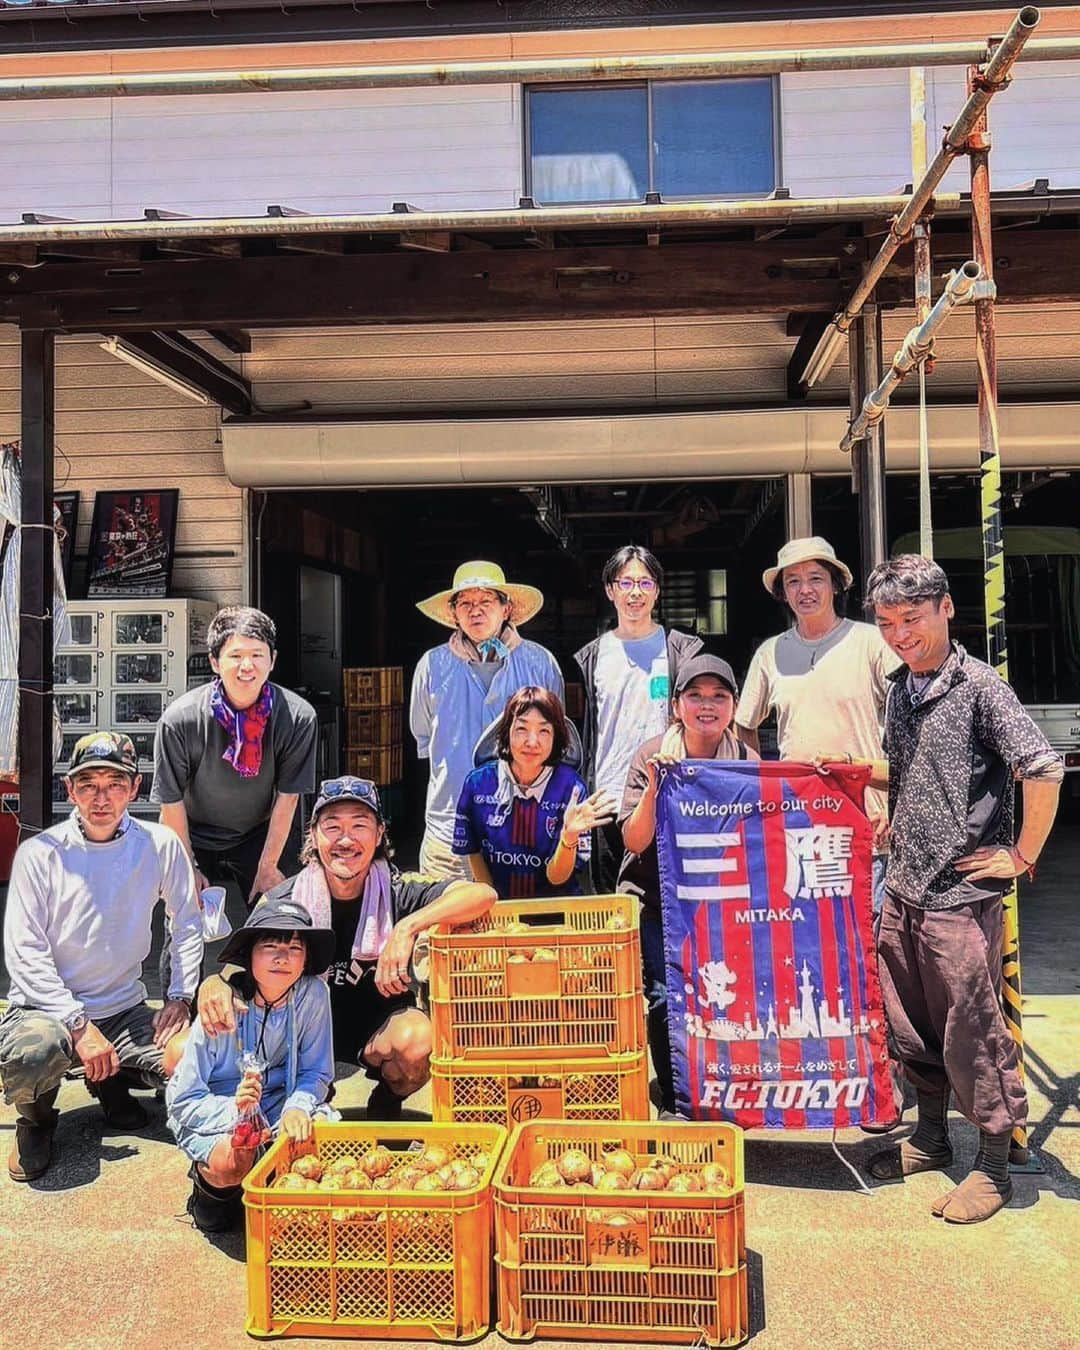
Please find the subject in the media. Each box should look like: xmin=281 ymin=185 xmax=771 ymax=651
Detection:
xmin=762 ymin=536 xmax=854 ymax=595
xmin=416 ymin=560 xmax=544 ymax=629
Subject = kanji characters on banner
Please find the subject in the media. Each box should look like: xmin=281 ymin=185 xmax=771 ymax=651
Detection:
xmin=655 ymin=759 xmax=895 ymax=1130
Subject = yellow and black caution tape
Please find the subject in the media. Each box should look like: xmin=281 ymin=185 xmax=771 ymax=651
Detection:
xmin=979 ymin=402 xmax=1029 ymax=1161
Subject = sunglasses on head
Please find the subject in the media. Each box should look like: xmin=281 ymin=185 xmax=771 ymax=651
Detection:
xmin=318 ymin=776 xmax=380 ymax=805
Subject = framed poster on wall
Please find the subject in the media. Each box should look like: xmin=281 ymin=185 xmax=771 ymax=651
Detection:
xmin=87 ymin=489 xmax=179 ymax=597
xmin=53 ymin=490 xmax=79 ymax=586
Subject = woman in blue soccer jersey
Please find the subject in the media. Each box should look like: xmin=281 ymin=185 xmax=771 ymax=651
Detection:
xmin=453 ymin=687 xmax=616 ymax=899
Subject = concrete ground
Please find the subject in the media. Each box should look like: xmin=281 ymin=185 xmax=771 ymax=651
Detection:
xmin=1 ymin=813 xmax=1077 ymax=1350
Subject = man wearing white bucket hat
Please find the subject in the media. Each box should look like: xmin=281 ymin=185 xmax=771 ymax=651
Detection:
xmin=410 ymin=561 xmax=563 ymax=879
xmin=736 ymin=536 xmax=898 ymax=895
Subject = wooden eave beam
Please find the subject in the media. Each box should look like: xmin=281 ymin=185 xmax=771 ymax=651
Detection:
xmin=106 ymin=330 xmax=252 ymax=414
xmin=2 ymin=230 xmax=1076 ymax=332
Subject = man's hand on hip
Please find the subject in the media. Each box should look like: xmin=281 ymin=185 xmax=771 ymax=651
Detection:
xmin=954 ymin=844 xmax=1027 ymax=882
xmin=73 ymin=1022 xmax=120 ymax=1083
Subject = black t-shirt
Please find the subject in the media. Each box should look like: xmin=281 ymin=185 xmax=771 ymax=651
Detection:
xmin=321 ymin=870 xmax=450 ymax=1058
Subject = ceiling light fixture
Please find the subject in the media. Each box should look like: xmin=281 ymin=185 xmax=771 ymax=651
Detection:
xmin=99 ymin=337 xmax=212 ymax=406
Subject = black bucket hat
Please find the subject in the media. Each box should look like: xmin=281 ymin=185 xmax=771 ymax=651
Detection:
xmin=217 ymin=892 xmax=335 ymax=975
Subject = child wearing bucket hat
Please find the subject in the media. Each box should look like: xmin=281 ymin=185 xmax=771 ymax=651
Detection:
xmin=409 ymin=560 xmax=564 ymax=879
xmin=166 ymin=894 xmax=335 ymax=1233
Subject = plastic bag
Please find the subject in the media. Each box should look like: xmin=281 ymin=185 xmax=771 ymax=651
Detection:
xmin=231 ymin=1051 xmax=271 ymax=1151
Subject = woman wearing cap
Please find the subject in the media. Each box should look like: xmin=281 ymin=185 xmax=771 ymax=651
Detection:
xmin=453 ymin=686 xmax=616 ymax=899
xmin=195 ymin=776 xmax=497 ymax=1122
xmin=620 ymin=656 xmax=758 ymax=1115
xmin=166 ymin=896 xmax=336 ymax=1233
xmin=410 ymin=561 xmax=564 ymax=880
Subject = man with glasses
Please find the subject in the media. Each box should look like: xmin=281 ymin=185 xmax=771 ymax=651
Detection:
xmin=196 ymin=776 xmax=495 ymax=1119
xmin=575 ymin=545 xmax=702 ymax=892
xmin=1 ymin=732 xmax=202 ymax=1181
xmin=410 ymin=561 xmax=563 ymax=879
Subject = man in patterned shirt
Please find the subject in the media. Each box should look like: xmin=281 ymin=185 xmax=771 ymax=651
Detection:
xmin=858 ymin=555 xmax=1063 ymax=1224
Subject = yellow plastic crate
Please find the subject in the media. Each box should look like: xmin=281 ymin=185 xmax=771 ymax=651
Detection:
xmin=242 ymin=1121 xmax=506 ymax=1341
xmin=431 ymin=1051 xmax=649 ymax=1131
xmin=493 ymin=1121 xmax=747 ymax=1347
xmin=429 ymin=896 xmax=643 ymax=1061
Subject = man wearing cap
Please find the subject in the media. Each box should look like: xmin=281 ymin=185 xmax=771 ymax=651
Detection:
xmin=196 ymin=776 xmax=496 ymax=1119
xmin=410 ymin=561 xmax=563 ymax=879
xmin=0 ymin=732 xmax=202 ymax=1182
xmin=736 ymin=537 xmax=897 ymax=895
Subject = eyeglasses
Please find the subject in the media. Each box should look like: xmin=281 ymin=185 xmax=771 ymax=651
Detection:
xmin=612 ymin=577 xmax=657 ymax=594
xmin=452 ymin=593 xmax=504 ymax=613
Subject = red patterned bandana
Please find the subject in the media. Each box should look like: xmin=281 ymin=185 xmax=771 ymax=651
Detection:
xmin=210 ymin=678 xmax=274 ymax=778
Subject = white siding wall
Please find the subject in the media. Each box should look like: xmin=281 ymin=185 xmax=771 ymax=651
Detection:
xmin=0 ymin=86 xmax=522 ymax=220
xmin=2 ymin=65 xmax=1079 ymax=221
xmin=0 ymin=327 xmax=243 ymax=606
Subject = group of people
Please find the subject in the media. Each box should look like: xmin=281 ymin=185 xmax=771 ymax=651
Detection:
xmin=0 ymin=534 xmax=1063 ymax=1233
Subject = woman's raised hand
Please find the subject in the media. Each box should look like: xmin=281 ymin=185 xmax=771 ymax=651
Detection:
xmin=562 ymin=786 xmax=618 ymax=841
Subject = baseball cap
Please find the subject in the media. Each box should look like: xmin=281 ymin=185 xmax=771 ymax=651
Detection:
xmin=66 ymin=731 xmax=139 ymax=778
xmin=311 ymin=776 xmax=384 ymax=824
xmin=673 ymin=655 xmax=739 ymax=698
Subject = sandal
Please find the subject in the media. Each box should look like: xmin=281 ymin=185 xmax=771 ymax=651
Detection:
xmin=867 ymin=1140 xmax=953 ymax=1182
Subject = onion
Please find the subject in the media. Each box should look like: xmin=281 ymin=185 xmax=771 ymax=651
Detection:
xmin=556 ymin=1149 xmax=592 ymax=1184
xmin=596 ymin=1172 xmax=630 ymax=1192
xmin=634 ymin=1168 xmax=667 ymax=1192
xmin=291 ymin=1155 xmax=325 ymax=1181
xmin=450 ymin=1165 xmax=480 ymax=1191
xmin=414 ymin=1173 xmax=446 ymax=1192
xmin=601 ymin=1149 xmax=635 ymax=1179
xmin=328 ymin=1155 xmax=359 ymax=1176
xmin=360 ymin=1146 xmax=394 ymax=1179
xmin=701 ymin=1162 xmax=732 ymax=1191
xmin=418 ymin=1145 xmax=451 ymax=1173
xmin=668 ymin=1172 xmax=704 ymax=1193
xmin=343 ymin=1169 xmax=372 ymax=1191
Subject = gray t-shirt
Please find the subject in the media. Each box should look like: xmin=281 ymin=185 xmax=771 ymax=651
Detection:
xmin=152 ymin=682 xmax=318 ymax=850
xmin=593 ymin=627 xmax=671 ymax=803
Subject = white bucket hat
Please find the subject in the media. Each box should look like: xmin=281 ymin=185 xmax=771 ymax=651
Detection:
xmin=762 ymin=536 xmax=854 ymax=595
xmin=416 ymin=560 xmax=545 ymax=629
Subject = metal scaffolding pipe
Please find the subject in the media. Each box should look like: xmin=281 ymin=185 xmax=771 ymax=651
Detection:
xmin=0 ymin=192 xmax=967 ymax=245
xmin=840 ymin=261 xmax=982 ymax=453
xmin=0 ymin=12 xmax=1069 ymax=102
xmin=801 ymin=5 xmax=1040 ymax=389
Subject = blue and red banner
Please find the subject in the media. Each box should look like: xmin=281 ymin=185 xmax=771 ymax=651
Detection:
xmin=655 ymin=760 xmax=894 ymax=1130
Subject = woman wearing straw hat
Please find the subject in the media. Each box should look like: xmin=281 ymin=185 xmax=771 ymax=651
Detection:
xmin=410 ymin=561 xmax=563 ymax=880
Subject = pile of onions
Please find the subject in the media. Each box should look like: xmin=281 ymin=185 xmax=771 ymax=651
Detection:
xmin=527 ymin=1149 xmax=732 ymax=1193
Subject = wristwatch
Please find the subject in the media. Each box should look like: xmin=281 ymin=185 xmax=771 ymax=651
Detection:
xmin=63 ymin=1010 xmax=89 ymax=1035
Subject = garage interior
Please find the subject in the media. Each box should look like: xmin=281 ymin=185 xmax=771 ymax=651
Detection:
xmin=254 ymin=467 xmax=1080 ymax=855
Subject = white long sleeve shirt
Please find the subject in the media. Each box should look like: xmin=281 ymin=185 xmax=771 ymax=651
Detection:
xmin=3 ymin=812 xmax=203 ymax=1023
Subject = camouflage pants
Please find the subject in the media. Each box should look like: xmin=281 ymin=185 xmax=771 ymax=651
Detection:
xmin=0 ymin=1002 xmax=165 ymax=1108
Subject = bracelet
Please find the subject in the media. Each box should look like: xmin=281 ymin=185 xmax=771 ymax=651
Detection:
xmin=559 ymin=833 xmax=578 ymax=851
xmin=1013 ymin=844 xmax=1037 ymax=878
